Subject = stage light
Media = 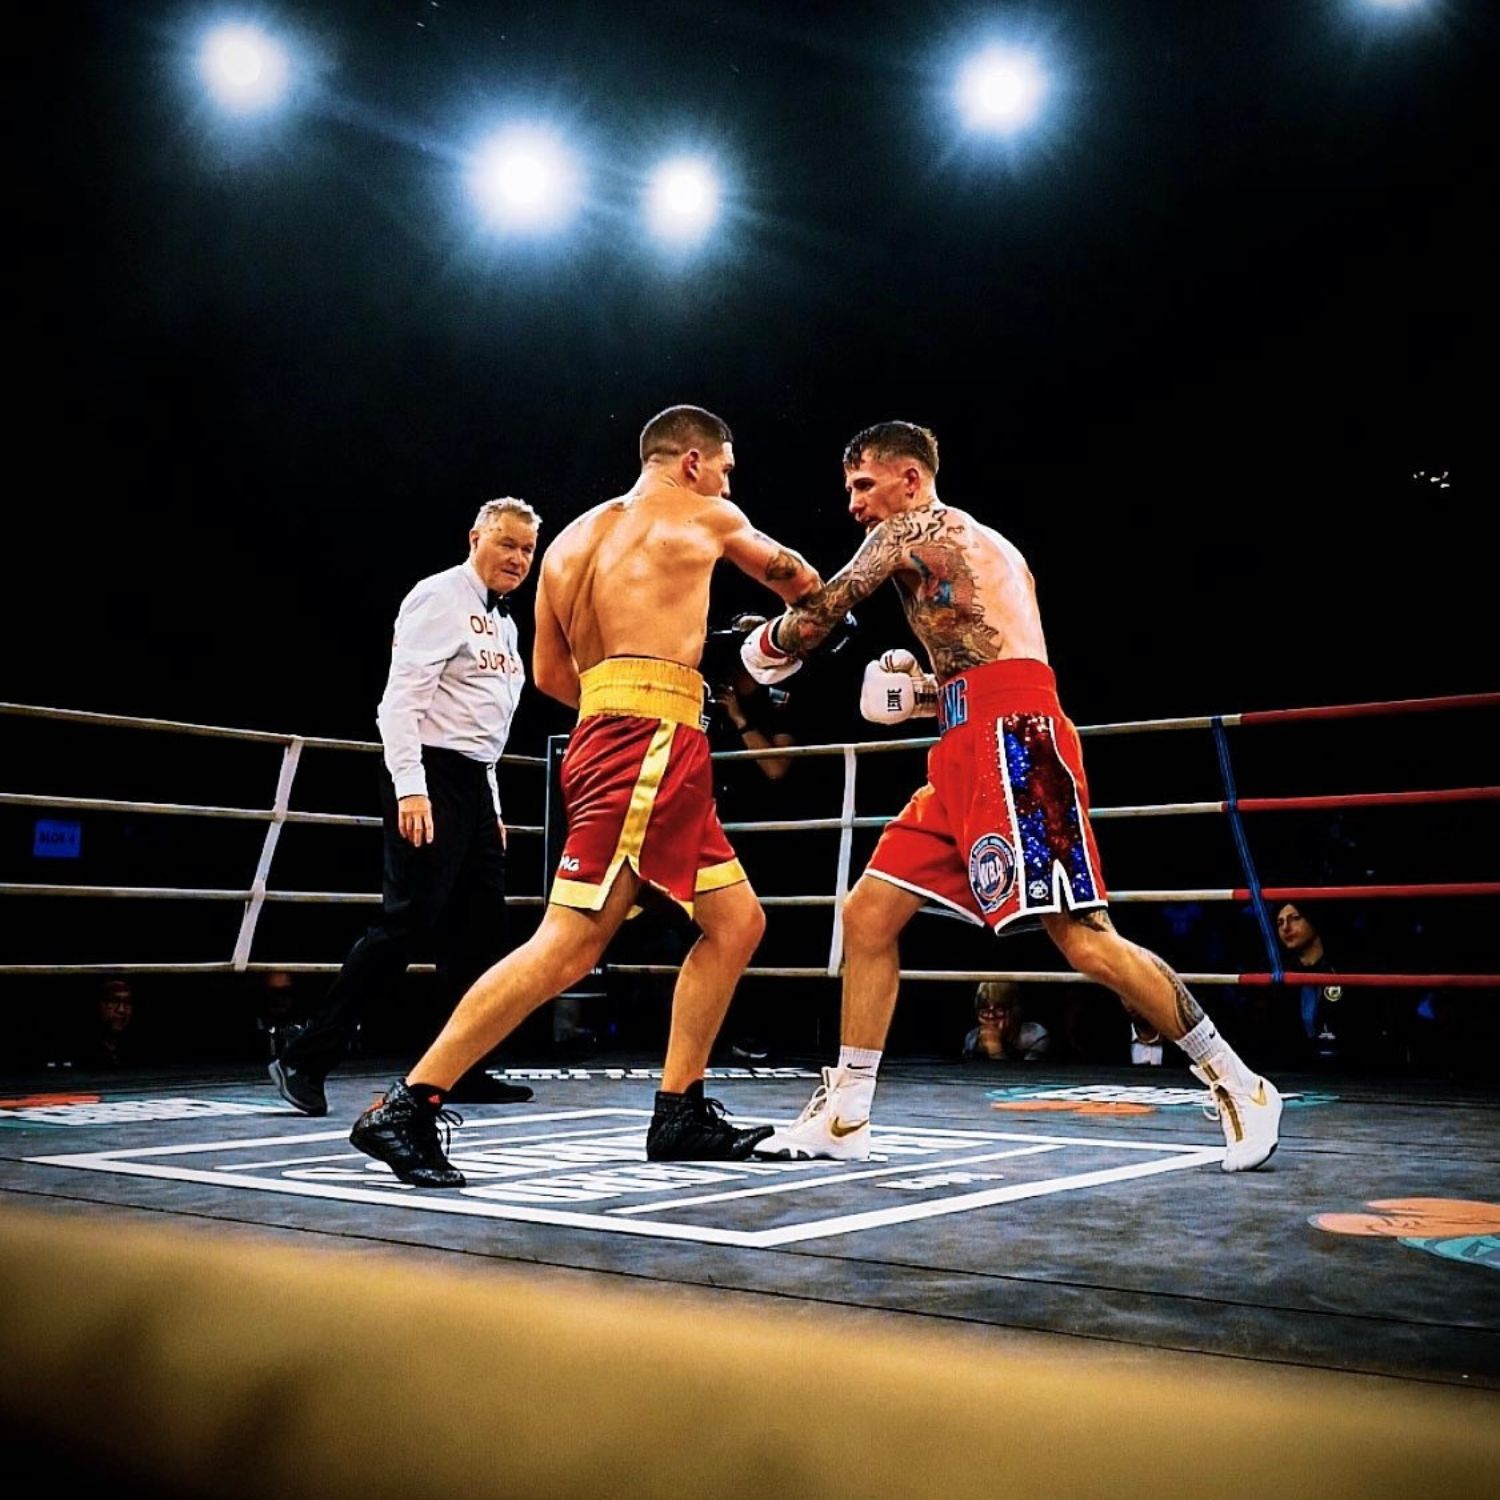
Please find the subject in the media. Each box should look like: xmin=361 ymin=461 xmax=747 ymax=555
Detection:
xmin=956 ymin=46 xmax=1047 ymax=134
xmin=468 ymin=128 xmax=583 ymax=232
xmin=198 ymin=24 xmax=290 ymax=113
xmin=645 ymin=157 xmax=720 ymax=244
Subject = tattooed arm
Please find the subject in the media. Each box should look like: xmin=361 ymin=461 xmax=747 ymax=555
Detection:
xmin=771 ymin=510 xmax=939 ymax=655
xmin=716 ymin=501 xmax=822 ymax=604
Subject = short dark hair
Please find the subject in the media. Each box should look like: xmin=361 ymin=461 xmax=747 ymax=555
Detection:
xmin=639 ymin=405 xmax=733 ymax=464
xmin=843 ymin=421 xmax=939 ymax=475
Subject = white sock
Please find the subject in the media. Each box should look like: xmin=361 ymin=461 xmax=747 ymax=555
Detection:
xmin=834 ymin=1047 xmax=880 ymax=1117
xmin=1176 ymin=1017 xmax=1258 ymax=1092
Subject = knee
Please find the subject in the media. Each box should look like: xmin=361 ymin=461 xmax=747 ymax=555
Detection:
xmin=721 ymin=897 xmax=766 ymax=960
xmin=841 ymin=886 xmax=886 ymax=954
xmin=532 ymin=919 xmax=608 ymax=993
xmin=1055 ymin=926 xmax=1116 ymax=984
xmin=554 ymin=945 xmax=601 ymax=993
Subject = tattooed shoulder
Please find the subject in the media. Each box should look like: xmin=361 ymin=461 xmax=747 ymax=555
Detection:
xmin=883 ymin=506 xmax=948 ymax=548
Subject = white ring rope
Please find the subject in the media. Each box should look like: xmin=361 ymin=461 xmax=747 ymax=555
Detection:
xmin=3 ymin=696 xmax=1494 ymax=982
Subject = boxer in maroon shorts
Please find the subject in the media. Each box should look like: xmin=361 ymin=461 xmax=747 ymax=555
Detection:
xmin=350 ymin=406 xmax=822 ymax=1185
xmin=549 ymin=659 xmax=745 ymax=920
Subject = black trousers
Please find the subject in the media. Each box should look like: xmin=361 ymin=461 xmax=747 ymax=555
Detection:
xmin=293 ymin=746 xmax=507 ymax=1071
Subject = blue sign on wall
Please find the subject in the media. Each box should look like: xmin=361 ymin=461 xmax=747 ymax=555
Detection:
xmin=34 ymin=820 xmax=82 ymax=860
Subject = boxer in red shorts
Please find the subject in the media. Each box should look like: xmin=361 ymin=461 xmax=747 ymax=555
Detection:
xmin=743 ymin=421 xmax=1281 ymax=1171
xmin=867 ymin=657 xmax=1108 ymax=934
xmin=549 ymin=657 xmax=746 ymax=919
xmin=350 ymin=405 xmax=822 ymax=1184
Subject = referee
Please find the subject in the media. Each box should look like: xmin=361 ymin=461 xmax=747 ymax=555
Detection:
xmin=269 ymin=498 xmax=541 ymax=1114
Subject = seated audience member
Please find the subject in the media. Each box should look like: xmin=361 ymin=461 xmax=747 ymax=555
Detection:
xmin=82 ymin=977 xmax=139 ymax=1069
xmin=963 ymin=981 xmax=1050 ymax=1062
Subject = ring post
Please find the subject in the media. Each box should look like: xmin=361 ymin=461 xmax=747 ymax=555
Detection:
xmin=1211 ymin=717 xmax=1280 ymax=981
xmin=231 ymin=737 xmax=303 ymax=973
xmin=826 ymin=746 xmax=858 ymax=977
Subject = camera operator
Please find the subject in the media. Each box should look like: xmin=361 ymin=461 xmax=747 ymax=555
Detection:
xmin=706 ymin=613 xmax=800 ymax=779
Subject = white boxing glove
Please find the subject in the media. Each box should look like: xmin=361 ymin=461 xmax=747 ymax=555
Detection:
xmin=861 ymin=660 xmax=916 ymax=723
xmin=740 ymin=618 xmax=802 ymax=685
xmin=879 ymin=648 xmax=921 ymax=676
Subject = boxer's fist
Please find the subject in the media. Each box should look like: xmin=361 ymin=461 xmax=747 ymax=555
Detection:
xmin=740 ymin=618 xmax=801 ymax=685
xmin=861 ymin=661 xmax=916 ymax=723
xmin=879 ymin=648 xmax=921 ymax=677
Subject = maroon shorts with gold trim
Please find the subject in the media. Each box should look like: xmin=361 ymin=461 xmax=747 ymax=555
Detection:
xmin=549 ymin=658 xmax=745 ymax=918
xmin=865 ymin=657 xmax=1107 ymax=933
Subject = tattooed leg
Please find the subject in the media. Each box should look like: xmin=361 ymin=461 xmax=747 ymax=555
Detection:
xmin=1147 ymin=953 xmax=1205 ymax=1034
xmin=1042 ymin=907 xmax=1207 ymax=1041
xmin=1069 ymin=908 xmax=1113 ymax=934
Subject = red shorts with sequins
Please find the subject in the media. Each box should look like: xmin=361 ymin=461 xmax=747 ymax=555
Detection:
xmin=865 ymin=658 xmax=1108 ymax=933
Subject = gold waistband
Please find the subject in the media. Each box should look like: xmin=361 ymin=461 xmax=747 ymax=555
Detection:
xmin=577 ymin=657 xmax=706 ymax=730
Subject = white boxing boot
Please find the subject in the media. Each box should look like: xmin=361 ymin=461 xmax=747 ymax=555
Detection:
xmin=1192 ymin=1062 xmax=1283 ymax=1172
xmin=753 ymin=1067 xmax=872 ymax=1161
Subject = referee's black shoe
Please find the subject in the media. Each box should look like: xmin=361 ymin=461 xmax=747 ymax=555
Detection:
xmin=268 ymin=1027 xmax=328 ymax=1116
xmin=646 ymin=1083 xmax=772 ymax=1161
xmin=448 ymin=1070 xmax=534 ymax=1105
xmin=350 ymin=1081 xmax=466 ymax=1188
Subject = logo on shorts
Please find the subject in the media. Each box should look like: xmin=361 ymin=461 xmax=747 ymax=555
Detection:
xmin=940 ymin=679 xmax=969 ymax=731
xmin=559 ymin=856 xmax=581 ymax=873
xmin=967 ymin=834 xmax=1016 ymax=914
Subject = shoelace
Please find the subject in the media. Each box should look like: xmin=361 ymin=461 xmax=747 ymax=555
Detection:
xmin=793 ymin=1083 xmax=831 ymax=1126
xmin=413 ymin=1103 xmax=464 ymax=1155
xmin=1200 ymin=1084 xmax=1224 ymax=1124
xmin=694 ymin=1094 xmax=729 ymax=1121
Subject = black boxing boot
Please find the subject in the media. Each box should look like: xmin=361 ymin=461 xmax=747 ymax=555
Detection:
xmin=646 ymin=1080 xmax=773 ymax=1161
xmin=350 ymin=1081 xmax=466 ymax=1187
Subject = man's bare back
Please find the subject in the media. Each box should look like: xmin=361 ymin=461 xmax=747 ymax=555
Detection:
xmin=533 ymin=470 xmax=819 ymax=708
xmin=541 ymin=491 xmax=733 ymax=673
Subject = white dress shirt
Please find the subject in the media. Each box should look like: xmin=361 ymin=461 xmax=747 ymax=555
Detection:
xmin=376 ymin=560 xmax=525 ymax=816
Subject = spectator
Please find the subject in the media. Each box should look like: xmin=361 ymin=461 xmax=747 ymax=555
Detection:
xmin=1276 ymin=901 xmax=1342 ymax=1063
xmin=254 ymin=969 xmax=298 ymax=1059
xmin=709 ymin=614 xmax=800 ymax=782
xmin=963 ymin=980 xmax=1050 ymax=1062
xmin=84 ymin=977 xmax=138 ymax=1070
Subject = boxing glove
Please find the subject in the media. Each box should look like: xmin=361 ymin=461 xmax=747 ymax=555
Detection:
xmin=861 ymin=660 xmax=916 ymax=723
xmin=740 ymin=618 xmax=802 ymax=685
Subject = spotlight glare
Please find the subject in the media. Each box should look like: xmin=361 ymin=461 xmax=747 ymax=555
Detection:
xmin=469 ymin=129 xmax=582 ymax=232
xmin=646 ymin=157 xmax=720 ymax=244
xmin=956 ymin=46 xmax=1047 ymax=134
xmin=199 ymin=24 xmax=289 ymax=113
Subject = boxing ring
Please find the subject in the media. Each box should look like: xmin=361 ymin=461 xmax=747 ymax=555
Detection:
xmin=2 ymin=691 xmax=1497 ymax=990
xmin=2 ymin=690 xmax=1499 ymax=1497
